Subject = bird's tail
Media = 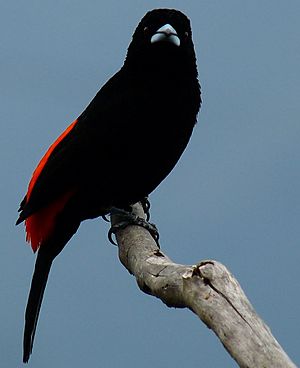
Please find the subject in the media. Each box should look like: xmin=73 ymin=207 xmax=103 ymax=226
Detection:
xmin=23 ymin=252 xmax=53 ymax=363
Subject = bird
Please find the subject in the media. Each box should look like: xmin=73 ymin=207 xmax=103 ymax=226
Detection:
xmin=17 ymin=8 xmax=201 ymax=363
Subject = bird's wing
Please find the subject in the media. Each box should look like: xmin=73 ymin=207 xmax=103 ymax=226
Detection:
xmin=17 ymin=70 xmax=126 ymax=224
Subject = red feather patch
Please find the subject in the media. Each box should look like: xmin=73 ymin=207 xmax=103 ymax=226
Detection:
xmin=25 ymin=191 xmax=74 ymax=252
xmin=25 ymin=119 xmax=78 ymax=252
xmin=27 ymin=119 xmax=77 ymax=200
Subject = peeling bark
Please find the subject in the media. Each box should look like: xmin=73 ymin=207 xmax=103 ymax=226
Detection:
xmin=111 ymin=202 xmax=297 ymax=368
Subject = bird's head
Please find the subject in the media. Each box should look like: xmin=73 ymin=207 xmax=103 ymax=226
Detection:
xmin=124 ymin=8 xmax=197 ymax=75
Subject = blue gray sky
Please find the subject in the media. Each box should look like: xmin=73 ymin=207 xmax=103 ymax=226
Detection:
xmin=1 ymin=1 xmax=299 ymax=367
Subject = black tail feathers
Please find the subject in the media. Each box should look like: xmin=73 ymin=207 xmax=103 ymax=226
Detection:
xmin=23 ymin=254 xmax=53 ymax=363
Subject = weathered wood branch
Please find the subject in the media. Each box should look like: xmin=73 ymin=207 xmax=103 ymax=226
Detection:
xmin=111 ymin=202 xmax=297 ymax=368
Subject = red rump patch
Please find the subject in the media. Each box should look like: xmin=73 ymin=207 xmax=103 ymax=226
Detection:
xmin=25 ymin=119 xmax=78 ymax=252
xmin=26 ymin=191 xmax=74 ymax=252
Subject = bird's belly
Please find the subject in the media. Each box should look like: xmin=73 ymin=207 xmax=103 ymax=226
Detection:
xmin=78 ymin=101 xmax=196 ymax=218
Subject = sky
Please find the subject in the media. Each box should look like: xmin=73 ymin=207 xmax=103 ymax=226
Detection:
xmin=1 ymin=1 xmax=299 ymax=367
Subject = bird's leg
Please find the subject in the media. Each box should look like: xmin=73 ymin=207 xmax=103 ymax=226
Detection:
xmin=108 ymin=205 xmax=159 ymax=247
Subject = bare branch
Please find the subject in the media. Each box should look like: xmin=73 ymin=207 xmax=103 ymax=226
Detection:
xmin=111 ymin=202 xmax=297 ymax=368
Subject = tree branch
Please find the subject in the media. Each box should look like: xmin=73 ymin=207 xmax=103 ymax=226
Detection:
xmin=111 ymin=202 xmax=297 ymax=368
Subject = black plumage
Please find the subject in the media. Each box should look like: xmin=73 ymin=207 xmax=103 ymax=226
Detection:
xmin=17 ymin=8 xmax=201 ymax=362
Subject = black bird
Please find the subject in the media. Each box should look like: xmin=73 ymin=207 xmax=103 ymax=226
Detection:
xmin=17 ymin=8 xmax=201 ymax=363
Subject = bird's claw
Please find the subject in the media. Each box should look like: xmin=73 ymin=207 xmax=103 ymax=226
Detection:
xmin=140 ymin=197 xmax=151 ymax=221
xmin=108 ymin=221 xmax=129 ymax=245
xmin=102 ymin=214 xmax=110 ymax=222
xmin=108 ymin=208 xmax=159 ymax=247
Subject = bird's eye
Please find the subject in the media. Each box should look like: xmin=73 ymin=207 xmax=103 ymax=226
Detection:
xmin=184 ymin=31 xmax=189 ymax=38
xmin=143 ymin=26 xmax=149 ymax=33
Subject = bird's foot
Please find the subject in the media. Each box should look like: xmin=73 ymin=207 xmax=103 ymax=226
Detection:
xmin=108 ymin=206 xmax=159 ymax=247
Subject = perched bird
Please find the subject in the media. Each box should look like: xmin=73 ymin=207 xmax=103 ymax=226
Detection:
xmin=17 ymin=8 xmax=201 ymax=363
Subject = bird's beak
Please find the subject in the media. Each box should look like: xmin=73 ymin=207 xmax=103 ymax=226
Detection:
xmin=150 ymin=24 xmax=180 ymax=47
